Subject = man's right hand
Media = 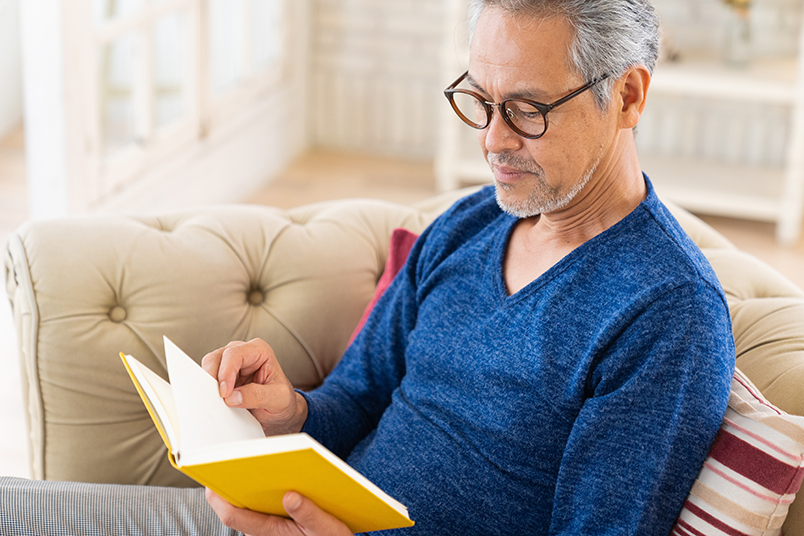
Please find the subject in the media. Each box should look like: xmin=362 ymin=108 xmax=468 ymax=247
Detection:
xmin=201 ymin=338 xmax=308 ymax=436
xmin=206 ymin=488 xmax=355 ymax=536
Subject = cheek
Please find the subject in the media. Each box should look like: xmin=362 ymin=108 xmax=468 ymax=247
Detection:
xmin=522 ymin=137 xmax=559 ymax=165
xmin=477 ymin=130 xmax=490 ymax=158
xmin=522 ymin=137 xmax=582 ymax=182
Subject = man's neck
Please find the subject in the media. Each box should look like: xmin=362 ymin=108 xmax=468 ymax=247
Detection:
xmin=502 ymin=140 xmax=646 ymax=295
xmin=532 ymin=139 xmax=646 ymax=244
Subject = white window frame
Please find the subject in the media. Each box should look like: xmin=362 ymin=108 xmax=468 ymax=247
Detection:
xmin=21 ymin=0 xmax=291 ymax=216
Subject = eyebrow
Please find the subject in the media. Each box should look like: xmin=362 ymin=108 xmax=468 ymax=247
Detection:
xmin=465 ymin=72 xmax=552 ymax=103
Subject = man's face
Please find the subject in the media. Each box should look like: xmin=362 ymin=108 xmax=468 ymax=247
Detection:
xmin=468 ymin=8 xmax=618 ymax=218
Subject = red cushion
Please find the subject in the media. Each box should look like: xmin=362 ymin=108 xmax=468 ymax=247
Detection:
xmin=348 ymin=228 xmax=419 ymax=345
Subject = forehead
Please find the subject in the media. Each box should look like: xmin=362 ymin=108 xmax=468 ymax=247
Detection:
xmin=468 ymin=8 xmax=576 ymax=94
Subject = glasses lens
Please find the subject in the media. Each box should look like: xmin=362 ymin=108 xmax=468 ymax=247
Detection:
xmin=450 ymin=91 xmax=488 ymax=129
xmin=503 ymin=100 xmax=545 ymax=137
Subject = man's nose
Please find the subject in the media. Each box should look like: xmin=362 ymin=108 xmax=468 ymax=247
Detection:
xmin=482 ymin=106 xmax=522 ymax=154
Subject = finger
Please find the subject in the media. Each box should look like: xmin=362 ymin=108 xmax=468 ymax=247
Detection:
xmin=283 ymin=491 xmax=354 ymax=536
xmin=215 ymin=340 xmax=259 ymax=398
xmin=224 ymin=381 xmax=292 ymax=412
xmin=217 ymin=339 xmax=276 ymax=396
xmin=201 ymin=346 xmax=224 ymax=374
xmin=206 ymin=488 xmax=299 ymax=536
xmin=201 ymin=342 xmax=247 ymax=397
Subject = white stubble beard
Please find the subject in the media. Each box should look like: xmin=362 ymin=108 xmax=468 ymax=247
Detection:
xmin=489 ymin=152 xmax=596 ymax=219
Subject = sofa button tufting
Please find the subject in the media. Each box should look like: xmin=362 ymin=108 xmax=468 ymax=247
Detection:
xmin=248 ymin=290 xmax=265 ymax=305
xmin=109 ymin=306 xmax=127 ymax=322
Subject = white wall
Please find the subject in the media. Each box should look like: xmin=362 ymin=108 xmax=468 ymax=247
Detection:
xmin=309 ymin=0 xmax=447 ymax=159
xmin=0 ymin=0 xmax=23 ymax=140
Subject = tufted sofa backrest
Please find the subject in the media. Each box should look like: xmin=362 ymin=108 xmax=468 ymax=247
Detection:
xmin=3 ymin=191 xmax=470 ymax=487
xmin=4 ymin=189 xmax=804 ymax=533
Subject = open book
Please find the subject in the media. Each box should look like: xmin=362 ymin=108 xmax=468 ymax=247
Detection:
xmin=120 ymin=337 xmax=414 ymax=533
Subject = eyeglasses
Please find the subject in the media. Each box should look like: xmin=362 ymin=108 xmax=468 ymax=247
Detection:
xmin=444 ymin=71 xmax=609 ymax=139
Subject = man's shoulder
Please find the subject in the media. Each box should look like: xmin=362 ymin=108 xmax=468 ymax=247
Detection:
xmin=640 ymin=192 xmax=723 ymax=290
xmin=436 ymin=185 xmax=501 ymax=224
xmin=418 ymin=185 xmax=506 ymax=250
xmin=604 ymin=179 xmax=724 ymax=296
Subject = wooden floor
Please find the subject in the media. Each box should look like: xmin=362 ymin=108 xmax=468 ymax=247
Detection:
xmin=1 ymin=125 xmax=804 ymax=478
xmin=248 ymin=150 xmax=440 ymax=209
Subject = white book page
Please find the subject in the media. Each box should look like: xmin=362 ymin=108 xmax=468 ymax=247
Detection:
xmin=164 ymin=337 xmax=265 ymax=459
xmin=124 ymin=354 xmax=181 ymax=455
xmin=177 ymin=432 xmax=311 ymax=466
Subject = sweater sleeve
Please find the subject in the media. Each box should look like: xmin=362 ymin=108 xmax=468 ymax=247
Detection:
xmin=548 ymin=280 xmax=735 ymax=536
xmin=298 ymin=225 xmax=428 ymax=459
xmin=299 ymin=187 xmax=497 ymax=459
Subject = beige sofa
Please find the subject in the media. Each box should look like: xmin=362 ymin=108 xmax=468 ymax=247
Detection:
xmin=5 ymin=188 xmax=804 ymax=534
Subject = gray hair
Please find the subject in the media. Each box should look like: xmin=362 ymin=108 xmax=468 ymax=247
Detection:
xmin=468 ymin=0 xmax=660 ymax=111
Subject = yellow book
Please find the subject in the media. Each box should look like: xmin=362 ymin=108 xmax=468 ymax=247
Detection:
xmin=120 ymin=337 xmax=414 ymax=534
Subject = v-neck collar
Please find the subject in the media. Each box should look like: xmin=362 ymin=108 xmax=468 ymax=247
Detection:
xmin=492 ymin=176 xmax=656 ymax=306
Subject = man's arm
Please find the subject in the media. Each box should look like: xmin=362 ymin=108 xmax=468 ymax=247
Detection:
xmin=549 ymin=281 xmax=735 ymax=536
xmin=297 ymin=249 xmax=422 ymax=457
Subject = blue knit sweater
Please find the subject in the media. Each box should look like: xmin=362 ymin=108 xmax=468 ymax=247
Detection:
xmin=301 ymin=178 xmax=735 ymax=536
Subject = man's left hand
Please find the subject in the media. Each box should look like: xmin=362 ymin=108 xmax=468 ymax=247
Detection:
xmin=206 ymin=488 xmax=355 ymax=536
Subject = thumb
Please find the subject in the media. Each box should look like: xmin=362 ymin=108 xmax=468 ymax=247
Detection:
xmin=224 ymin=381 xmax=291 ymax=413
xmin=223 ymin=382 xmax=269 ymax=408
xmin=283 ymin=491 xmax=353 ymax=536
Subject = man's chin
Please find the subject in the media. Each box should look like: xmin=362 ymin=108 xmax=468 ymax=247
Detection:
xmin=494 ymin=182 xmax=541 ymax=219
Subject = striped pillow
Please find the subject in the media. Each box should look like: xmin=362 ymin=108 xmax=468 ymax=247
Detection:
xmin=672 ymin=368 xmax=804 ymax=536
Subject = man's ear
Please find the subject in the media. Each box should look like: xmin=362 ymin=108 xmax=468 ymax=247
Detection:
xmin=617 ymin=65 xmax=651 ymax=130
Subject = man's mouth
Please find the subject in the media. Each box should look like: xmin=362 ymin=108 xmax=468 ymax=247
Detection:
xmin=487 ymin=153 xmax=543 ymax=185
xmin=492 ymin=164 xmax=530 ymax=184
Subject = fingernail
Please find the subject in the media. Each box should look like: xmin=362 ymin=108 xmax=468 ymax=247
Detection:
xmin=226 ymin=391 xmax=242 ymax=406
xmin=219 ymin=381 xmax=228 ymax=397
xmin=284 ymin=491 xmax=302 ymax=512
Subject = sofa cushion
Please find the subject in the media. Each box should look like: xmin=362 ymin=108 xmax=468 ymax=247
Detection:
xmin=672 ymin=368 xmax=804 ymax=536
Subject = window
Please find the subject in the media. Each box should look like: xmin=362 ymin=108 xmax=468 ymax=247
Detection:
xmin=86 ymin=0 xmax=286 ymax=205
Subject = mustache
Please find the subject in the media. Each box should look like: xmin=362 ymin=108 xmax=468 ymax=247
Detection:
xmin=487 ymin=152 xmax=545 ymax=178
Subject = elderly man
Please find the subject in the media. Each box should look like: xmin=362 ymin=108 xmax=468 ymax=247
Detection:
xmin=0 ymin=1 xmax=734 ymax=535
xmin=203 ymin=1 xmax=734 ymax=535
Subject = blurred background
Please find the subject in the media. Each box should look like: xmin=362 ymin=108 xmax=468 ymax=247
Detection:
xmin=2 ymin=0 xmax=804 ymax=477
